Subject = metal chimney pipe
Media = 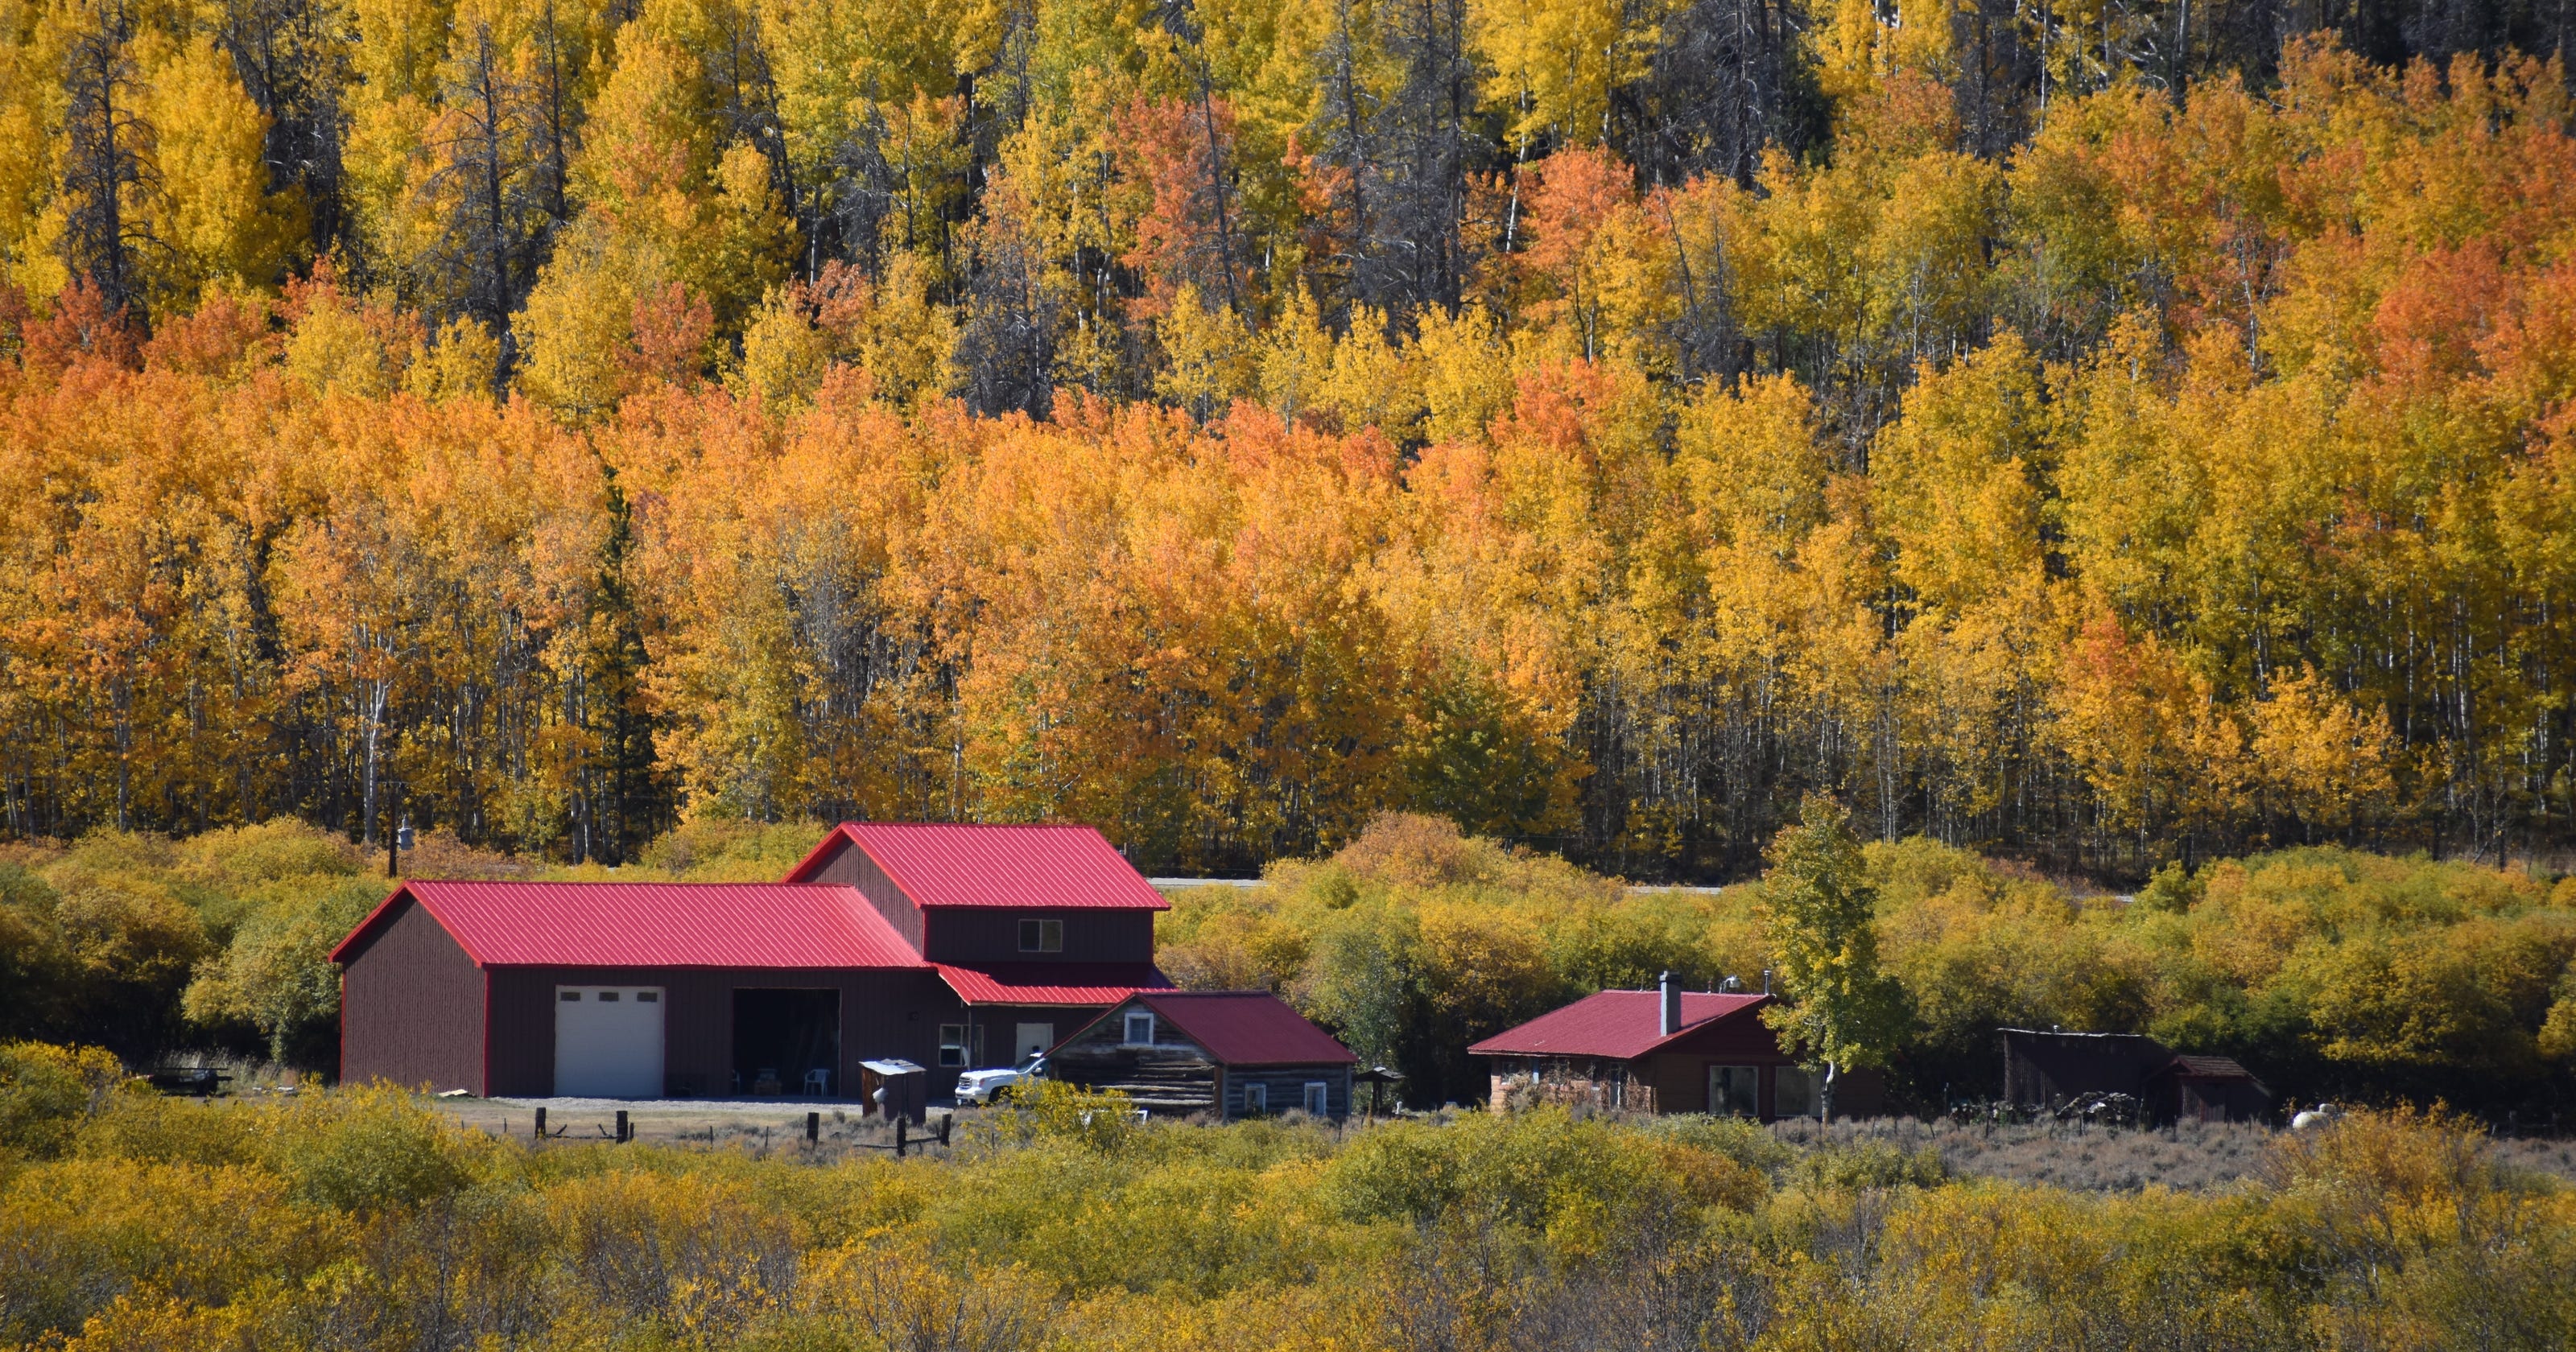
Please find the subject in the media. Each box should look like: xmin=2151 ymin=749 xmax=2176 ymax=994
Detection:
xmin=1659 ymin=971 xmax=1681 ymax=1037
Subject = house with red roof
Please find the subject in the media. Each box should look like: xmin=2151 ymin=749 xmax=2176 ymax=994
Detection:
xmin=1046 ymin=991 xmax=1358 ymax=1119
xmin=1468 ymin=974 xmax=1880 ymax=1119
xmin=329 ymin=822 xmax=1171 ymax=1103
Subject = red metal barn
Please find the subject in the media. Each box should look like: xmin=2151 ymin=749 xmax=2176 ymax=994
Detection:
xmin=331 ymin=823 xmax=1170 ymax=1101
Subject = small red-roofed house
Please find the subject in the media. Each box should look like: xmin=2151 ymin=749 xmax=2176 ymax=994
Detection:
xmin=330 ymin=823 xmax=1172 ymax=1103
xmin=1468 ymin=973 xmax=1880 ymax=1119
xmin=1046 ymin=991 xmax=1358 ymax=1119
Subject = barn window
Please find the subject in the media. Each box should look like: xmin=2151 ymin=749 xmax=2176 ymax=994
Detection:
xmin=561 ymin=991 xmax=581 ymax=1001
xmin=1018 ymin=918 xmax=1064 ymax=953
xmin=1241 ymin=1082 xmax=1267 ymax=1115
xmin=1122 ymin=1012 xmax=1156 ymax=1045
xmin=598 ymin=991 xmax=619 ymax=1002
xmin=636 ymin=991 xmax=657 ymax=1003
xmin=939 ymin=1025 xmax=970 ymax=1068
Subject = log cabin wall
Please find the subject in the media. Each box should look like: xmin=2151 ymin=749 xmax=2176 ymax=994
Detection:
xmin=1046 ymin=1007 xmax=1220 ymax=1114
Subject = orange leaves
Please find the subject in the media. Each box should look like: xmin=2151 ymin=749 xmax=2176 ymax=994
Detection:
xmin=1115 ymin=95 xmax=1249 ymax=320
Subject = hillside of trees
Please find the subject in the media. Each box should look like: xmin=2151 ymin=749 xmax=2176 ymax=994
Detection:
xmin=8 ymin=813 xmax=2571 ymax=1116
xmin=0 ymin=0 xmax=2571 ymax=876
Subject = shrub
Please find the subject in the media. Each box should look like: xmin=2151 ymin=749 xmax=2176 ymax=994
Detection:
xmin=0 ymin=1041 xmax=126 ymax=1161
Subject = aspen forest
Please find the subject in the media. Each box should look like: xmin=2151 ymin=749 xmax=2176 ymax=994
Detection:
xmin=1 ymin=0 xmax=2574 ymax=880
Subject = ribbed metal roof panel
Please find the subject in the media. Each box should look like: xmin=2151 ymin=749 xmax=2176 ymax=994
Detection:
xmin=1133 ymin=991 xmax=1357 ymax=1067
xmin=1466 ymin=990 xmax=1771 ymax=1061
xmin=815 ymin=822 xmax=1171 ymax=910
xmin=329 ymin=881 xmax=928 ymax=969
xmin=935 ymin=961 xmax=1172 ymax=1007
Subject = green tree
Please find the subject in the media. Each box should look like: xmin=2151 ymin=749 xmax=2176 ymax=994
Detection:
xmin=1756 ymin=794 xmax=1909 ymax=1119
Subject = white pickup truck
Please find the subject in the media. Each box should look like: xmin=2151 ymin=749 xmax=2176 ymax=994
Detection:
xmin=952 ymin=1053 xmax=1046 ymax=1106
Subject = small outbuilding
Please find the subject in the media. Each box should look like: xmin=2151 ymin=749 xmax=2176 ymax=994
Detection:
xmin=1999 ymin=1028 xmax=2273 ymax=1123
xmin=1469 ymin=973 xmax=1885 ymax=1119
xmin=1046 ymin=991 xmax=1358 ymax=1119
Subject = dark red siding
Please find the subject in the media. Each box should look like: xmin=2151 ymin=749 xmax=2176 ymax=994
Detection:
xmin=921 ymin=909 xmax=1154 ymax=965
xmin=338 ymin=894 xmax=487 ymax=1093
xmin=796 ymin=835 xmax=926 ymax=952
xmin=484 ymin=966 xmax=960 ymax=1098
xmin=1645 ymin=1012 xmax=1794 ymax=1114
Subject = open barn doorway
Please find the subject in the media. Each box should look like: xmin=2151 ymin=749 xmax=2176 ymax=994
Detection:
xmin=732 ymin=989 xmax=840 ymax=1097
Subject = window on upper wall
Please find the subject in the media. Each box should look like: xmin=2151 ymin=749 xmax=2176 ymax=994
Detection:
xmin=1123 ymin=1012 xmax=1155 ymax=1045
xmin=1018 ymin=918 xmax=1064 ymax=953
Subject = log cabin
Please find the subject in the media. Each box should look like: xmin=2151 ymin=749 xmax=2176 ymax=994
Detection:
xmin=1046 ymin=991 xmax=1358 ymax=1119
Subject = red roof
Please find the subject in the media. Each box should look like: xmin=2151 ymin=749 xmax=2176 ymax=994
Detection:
xmin=1467 ymin=990 xmax=1772 ymax=1061
xmin=329 ymin=881 xmax=927 ymax=970
xmin=937 ymin=962 xmax=1172 ymax=1007
xmin=1131 ymin=991 xmax=1357 ymax=1067
xmin=786 ymin=822 xmax=1170 ymax=910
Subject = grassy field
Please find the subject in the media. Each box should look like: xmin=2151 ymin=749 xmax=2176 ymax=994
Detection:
xmin=10 ymin=1042 xmax=2572 ymax=1352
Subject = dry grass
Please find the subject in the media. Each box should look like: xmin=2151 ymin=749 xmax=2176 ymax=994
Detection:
xmin=1771 ymin=1115 xmax=2576 ymax=1192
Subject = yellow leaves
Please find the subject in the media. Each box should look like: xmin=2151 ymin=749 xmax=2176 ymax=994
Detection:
xmin=132 ymin=36 xmax=302 ymax=308
xmin=1154 ymin=283 xmax=1257 ymax=419
xmin=1872 ymin=332 xmax=2049 ymax=616
xmin=1470 ymin=0 xmax=1671 ymax=148
xmin=2248 ymin=666 xmax=2395 ymax=831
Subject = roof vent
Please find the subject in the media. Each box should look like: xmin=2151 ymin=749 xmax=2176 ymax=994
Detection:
xmin=1659 ymin=971 xmax=1681 ymax=1037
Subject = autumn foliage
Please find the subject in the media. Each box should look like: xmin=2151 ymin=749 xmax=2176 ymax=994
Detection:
xmin=0 ymin=0 xmax=2570 ymax=882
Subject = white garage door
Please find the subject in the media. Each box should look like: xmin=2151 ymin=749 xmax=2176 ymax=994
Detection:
xmin=555 ymin=987 xmax=665 ymax=1098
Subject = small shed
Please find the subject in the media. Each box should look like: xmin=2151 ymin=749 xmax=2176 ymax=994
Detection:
xmin=859 ymin=1058 xmax=928 ymax=1123
xmin=1046 ymin=991 xmax=1357 ymax=1119
xmin=1999 ymin=1028 xmax=2273 ymax=1124
xmin=2145 ymin=1054 xmax=2272 ymax=1123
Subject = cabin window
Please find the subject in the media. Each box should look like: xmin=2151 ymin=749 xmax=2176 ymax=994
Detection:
xmin=1774 ymin=1066 xmax=1821 ymax=1119
xmin=1018 ymin=918 xmax=1064 ymax=953
xmin=939 ymin=1024 xmax=971 ymax=1068
xmin=1241 ymin=1082 xmax=1267 ymax=1115
xmin=1710 ymin=1065 xmax=1759 ymax=1117
xmin=1302 ymin=1082 xmax=1329 ymax=1115
xmin=1123 ymin=1012 xmax=1155 ymax=1045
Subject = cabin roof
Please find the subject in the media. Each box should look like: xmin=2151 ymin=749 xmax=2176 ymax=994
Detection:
xmin=1467 ymin=990 xmax=1773 ymax=1061
xmin=1124 ymin=991 xmax=1358 ymax=1067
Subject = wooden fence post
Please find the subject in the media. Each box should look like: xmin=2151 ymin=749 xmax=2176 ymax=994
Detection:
xmin=807 ymin=1111 xmax=819 ymax=1144
xmin=535 ymin=1107 xmax=547 ymax=1140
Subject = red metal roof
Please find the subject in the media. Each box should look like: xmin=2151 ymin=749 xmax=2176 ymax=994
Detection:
xmin=786 ymin=822 xmax=1170 ymax=910
xmin=936 ymin=962 xmax=1172 ymax=1007
xmin=1466 ymin=990 xmax=1773 ymax=1061
xmin=1132 ymin=991 xmax=1357 ymax=1067
xmin=329 ymin=881 xmax=928 ymax=970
